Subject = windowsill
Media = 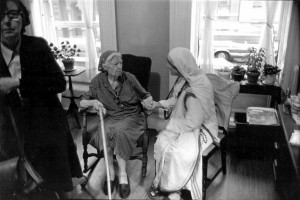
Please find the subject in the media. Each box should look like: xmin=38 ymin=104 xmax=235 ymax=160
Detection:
xmin=212 ymin=58 xmax=237 ymax=74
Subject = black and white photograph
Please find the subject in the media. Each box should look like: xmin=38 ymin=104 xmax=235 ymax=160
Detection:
xmin=0 ymin=0 xmax=299 ymax=199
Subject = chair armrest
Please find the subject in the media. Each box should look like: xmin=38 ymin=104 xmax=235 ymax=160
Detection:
xmin=79 ymin=107 xmax=89 ymax=113
xmin=213 ymin=129 xmax=226 ymax=147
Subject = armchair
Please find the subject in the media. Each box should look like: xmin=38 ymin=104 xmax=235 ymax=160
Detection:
xmin=80 ymin=54 xmax=152 ymax=178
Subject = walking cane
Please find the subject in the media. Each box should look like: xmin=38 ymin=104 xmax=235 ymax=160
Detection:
xmin=98 ymin=107 xmax=112 ymax=200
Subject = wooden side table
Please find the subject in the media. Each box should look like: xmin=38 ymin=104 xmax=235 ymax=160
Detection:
xmin=63 ymin=67 xmax=85 ymax=128
xmin=239 ymin=80 xmax=282 ymax=107
xmin=232 ymin=81 xmax=282 ymax=159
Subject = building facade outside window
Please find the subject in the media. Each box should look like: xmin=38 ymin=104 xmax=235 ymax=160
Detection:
xmin=210 ymin=0 xmax=280 ymax=64
xmin=51 ymin=0 xmax=101 ymax=68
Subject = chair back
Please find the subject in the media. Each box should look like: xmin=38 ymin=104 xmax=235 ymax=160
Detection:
xmin=206 ymin=74 xmax=240 ymax=131
xmin=122 ymin=54 xmax=152 ymax=90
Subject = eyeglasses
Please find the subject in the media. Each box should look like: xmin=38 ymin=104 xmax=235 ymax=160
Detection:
xmin=0 ymin=10 xmax=22 ymax=21
xmin=114 ymin=96 xmax=124 ymax=109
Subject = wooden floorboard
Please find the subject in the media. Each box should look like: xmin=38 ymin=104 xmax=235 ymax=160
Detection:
xmin=67 ymin=113 xmax=281 ymax=200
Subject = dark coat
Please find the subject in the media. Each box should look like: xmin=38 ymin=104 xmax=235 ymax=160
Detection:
xmin=0 ymin=35 xmax=82 ymax=191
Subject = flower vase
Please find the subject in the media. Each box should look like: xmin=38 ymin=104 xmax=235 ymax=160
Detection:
xmin=264 ymin=74 xmax=277 ymax=85
xmin=247 ymin=71 xmax=260 ymax=84
xmin=62 ymin=58 xmax=75 ymax=71
xmin=232 ymin=72 xmax=244 ymax=82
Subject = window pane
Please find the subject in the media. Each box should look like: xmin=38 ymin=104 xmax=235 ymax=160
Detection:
xmin=51 ymin=0 xmax=101 ymax=67
xmin=212 ymin=0 xmax=280 ymax=64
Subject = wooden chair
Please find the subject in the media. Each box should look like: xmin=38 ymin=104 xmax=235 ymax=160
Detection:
xmin=202 ymin=74 xmax=240 ymax=200
xmin=202 ymin=127 xmax=227 ymax=200
xmin=79 ymin=54 xmax=152 ymax=178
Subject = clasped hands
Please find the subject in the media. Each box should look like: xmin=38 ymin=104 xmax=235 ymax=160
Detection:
xmin=80 ymin=96 xmax=157 ymax=116
xmin=141 ymin=96 xmax=163 ymax=112
xmin=141 ymin=96 xmax=154 ymax=111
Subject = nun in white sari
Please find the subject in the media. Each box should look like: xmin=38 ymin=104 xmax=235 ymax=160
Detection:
xmin=149 ymin=47 xmax=218 ymax=200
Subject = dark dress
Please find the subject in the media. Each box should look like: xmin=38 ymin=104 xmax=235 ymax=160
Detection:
xmin=83 ymin=72 xmax=150 ymax=160
xmin=0 ymin=35 xmax=82 ymax=192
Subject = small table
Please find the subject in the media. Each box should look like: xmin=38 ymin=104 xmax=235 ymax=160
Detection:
xmin=233 ymin=80 xmax=282 ymax=158
xmin=63 ymin=68 xmax=85 ymax=128
xmin=239 ymin=80 xmax=282 ymax=107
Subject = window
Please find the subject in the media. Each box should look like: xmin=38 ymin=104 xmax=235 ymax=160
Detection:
xmin=199 ymin=0 xmax=281 ymax=65
xmin=50 ymin=0 xmax=101 ymax=68
xmin=29 ymin=0 xmax=117 ymax=81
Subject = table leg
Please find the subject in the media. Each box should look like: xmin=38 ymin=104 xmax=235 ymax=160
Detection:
xmin=67 ymin=98 xmax=81 ymax=129
xmin=67 ymin=76 xmax=81 ymax=129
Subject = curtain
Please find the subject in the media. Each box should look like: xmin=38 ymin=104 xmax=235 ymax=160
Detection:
xmin=259 ymin=1 xmax=279 ymax=65
xmin=279 ymin=2 xmax=300 ymax=92
xmin=199 ymin=0 xmax=218 ymax=74
xmin=277 ymin=1 xmax=293 ymax=81
xmin=78 ymin=0 xmax=98 ymax=79
xmin=28 ymin=0 xmax=57 ymax=45
xmin=190 ymin=0 xmax=202 ymax=63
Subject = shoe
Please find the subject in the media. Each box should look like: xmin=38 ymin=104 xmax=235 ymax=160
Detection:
xmin=148 ymin=184 xmax=160 ymax=199
xmin=168 ymin=192 xmax=181 ymax=200
xmin=103 ymin=176 xmax=117 ymax=196
xmin=118 ymin=175 xmax=130 ymax=199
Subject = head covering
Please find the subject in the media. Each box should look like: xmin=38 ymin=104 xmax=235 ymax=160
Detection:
xmin=98 ymin=50 xmax=121 ymax=72
xmin=167 ymin=47 xmax=214 ymax=118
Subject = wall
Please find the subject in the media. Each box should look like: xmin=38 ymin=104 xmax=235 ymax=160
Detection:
xmin=115 ymin=0 xmax=170 ymax=100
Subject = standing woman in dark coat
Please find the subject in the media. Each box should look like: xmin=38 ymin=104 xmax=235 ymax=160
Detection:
xmin=0 ymin=0 xmax=82 ymax=198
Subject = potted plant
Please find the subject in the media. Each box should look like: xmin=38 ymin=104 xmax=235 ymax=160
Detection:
xmin=231 ymin=65 xmax=246 ymax=82
xmin=262 ymin=64 xmax=281 ymax=84
xmin=49 ymin=41 xmax=81 ymax=71
xmin=217 ymin=67 xmax=232 ymax=80
xmin=245 ymin=47 xmax=266 ymax=84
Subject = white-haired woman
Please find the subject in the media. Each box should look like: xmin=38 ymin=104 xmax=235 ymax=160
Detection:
xmin=80 ymin=50 xmax=153 ymax=199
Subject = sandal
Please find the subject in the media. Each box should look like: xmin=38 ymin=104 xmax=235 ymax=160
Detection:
xmin=168 ymin=191 xmax=181 ymax=200
xmin=148 ymin=184 xmax=160 ymax=199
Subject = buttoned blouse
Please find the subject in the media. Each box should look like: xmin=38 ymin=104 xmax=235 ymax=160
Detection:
xmin=83 ymin=71 xmax=150 ymax=120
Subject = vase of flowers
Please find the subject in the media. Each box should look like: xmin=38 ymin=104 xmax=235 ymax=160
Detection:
xmin=49 ymin=41 xmax=81 ymax=71
xmin=262 ymin=64 xmax=281 ymax=84
xmin=245 ymin=47 xmax=266 ymax=84
xmin=231 ymin=65 xmax=246 ymax=82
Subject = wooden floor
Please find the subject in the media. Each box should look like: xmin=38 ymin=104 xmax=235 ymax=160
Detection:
xmin=66 ymin=113 xmax=281 ymax=200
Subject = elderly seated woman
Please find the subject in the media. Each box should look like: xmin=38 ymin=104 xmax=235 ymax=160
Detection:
xmin=80 ymin=50 xmax=153 ymax=199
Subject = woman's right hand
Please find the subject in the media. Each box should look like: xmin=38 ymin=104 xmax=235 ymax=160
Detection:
xmin=92 ymin=100 xmax=106 ymax=114
xmin=80 ymin=100 xmax=106 ymax=115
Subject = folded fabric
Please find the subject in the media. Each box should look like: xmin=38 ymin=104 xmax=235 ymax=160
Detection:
xmin=292 ymin=113 xmax=300 ymax=125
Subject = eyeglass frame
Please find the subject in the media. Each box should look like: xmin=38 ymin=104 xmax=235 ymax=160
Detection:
xmin=0 ymin=10 xmax=23 ymax=21
xmin=114 ymin=96 xmax=124 ymax=109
